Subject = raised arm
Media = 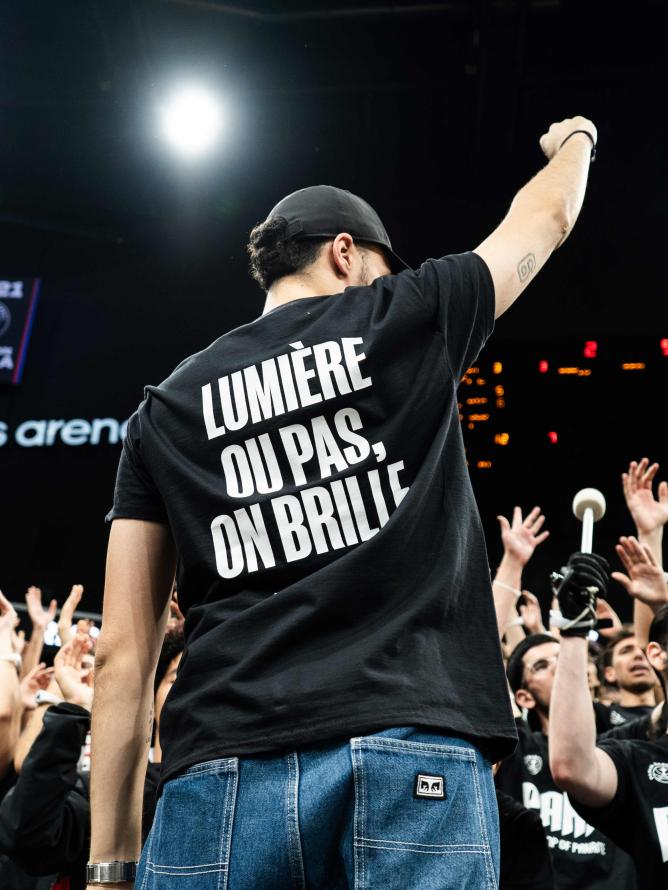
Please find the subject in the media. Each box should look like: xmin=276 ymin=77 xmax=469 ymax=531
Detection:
xmin=548 ymin=552 xmax=618 ymax=807
xmin=89 ymin=519 xmax=176 ymax=869
xmin=21 ymin=586 xmax=57 ymax=680
xmin=0 ymin=592 xmax=22 ymax=780
xmin=621 ymin=459 xmax=668 ymax=645
xmin=492 ymin=505 xmax=549 ymax=638
xmin=474 ymin=115 xmax=596 ymax=319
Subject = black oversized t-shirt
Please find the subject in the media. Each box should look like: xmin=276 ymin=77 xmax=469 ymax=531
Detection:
xmin=574 ymin=734 xmax=668 ymax=889
xmin=495 ymin=719 xmax=637 ymax=890
xmin=109 ymin=252 xmax=517 ymax=786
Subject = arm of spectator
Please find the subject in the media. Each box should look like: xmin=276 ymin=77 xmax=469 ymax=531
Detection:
xmin=14 ymin=635 xmax=92 ymax=774
xmin=54 ymin=634 xmax=94 ymax=711
xmin=14 ymin=702 xmax=56 ymax=775
xmin=474 ymin=116 xmax=595 ymax=318
xmin=89 ymin=518 xmax=176 ymax=865
xmin=20 ymin=586 xmax=57 ymax=680
xmin=550 ymin=635 xmax=619 ymax=807
xmin=0 ymin=592 xmax=22 ymax=781
xmin=621 ymin=458 xmax=668 ymax=646
xmin=503 ymin=620 xmax=526 ymax=655
xmin=19 ymin=662 xmax=54 ymax=714
xmin=0 ymin=702 xmax=91 ymax=874
xmin=612 ymin=535 xmax=668 ymax=644
xmin=492 ymin=506 xmax=549 ymax=637
xmin=57 ymin=584 xmax=84 ymax=647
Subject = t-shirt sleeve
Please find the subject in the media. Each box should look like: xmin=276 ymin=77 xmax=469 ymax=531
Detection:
xmin=569 ymin=738 xmax=631 ymax=840
xmin=105 ymin=408 xmax=168 ymax=524
xmin=414 ymin=251 xmax=495 ymax=380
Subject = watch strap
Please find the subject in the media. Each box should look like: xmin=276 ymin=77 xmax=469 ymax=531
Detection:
xmin=86 ymin=861 xmax=138 ymax=884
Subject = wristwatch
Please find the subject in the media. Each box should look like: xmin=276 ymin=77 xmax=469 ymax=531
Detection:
xmin=86 ymin=862 xmax=138 ymax=884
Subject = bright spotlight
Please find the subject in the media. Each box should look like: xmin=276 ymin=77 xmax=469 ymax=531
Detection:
xmin=160 ymin=86 xmax=223 ymax=158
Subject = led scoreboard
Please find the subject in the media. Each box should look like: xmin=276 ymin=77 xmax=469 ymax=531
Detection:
xmin=461 ymin=336 xmax=668 ymax=478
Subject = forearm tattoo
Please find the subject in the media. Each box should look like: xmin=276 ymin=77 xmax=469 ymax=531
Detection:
xmin=517 ymin=253 xmax=536 ymax=282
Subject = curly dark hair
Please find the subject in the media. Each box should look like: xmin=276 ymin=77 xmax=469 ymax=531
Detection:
xmin=247 ymin=215 xmax=331 ymax=291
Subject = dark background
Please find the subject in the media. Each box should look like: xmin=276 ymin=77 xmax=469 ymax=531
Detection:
xmin=0 ymin=0 xmax=665 ymax=621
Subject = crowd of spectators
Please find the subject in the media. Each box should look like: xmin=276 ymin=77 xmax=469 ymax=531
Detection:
xmin=0 ymin=456 xmax=666 ymax=889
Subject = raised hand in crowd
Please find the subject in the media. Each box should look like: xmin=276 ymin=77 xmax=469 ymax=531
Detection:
xmin=594 ymin=597 xmax=623 ymax=640
xmin=493 ymin=506 xmax=549 ymax=638
xmin=497 ymin=506 xmax=550 ymax=567
xmin=622 ymin=458 xmax=668 ymax=546
xmin=518 ymin=590 xmax=547 ymax=635
xmin=0 ymin=591 xmax=22 ymax=780
xmin=621 ymin=458 xmax=667 ymax=648
xmin=58 ymin=583 xmax=84 ymax=646
xmin=613 ymin=535 xmax=668 ymax=615
xmin=21 ymin=585 xmax=58 ymax=680
xmin=54 ymin=634 xmax=94 ymax=711
xmin=18 ymin=662 xmax=54 ymax=713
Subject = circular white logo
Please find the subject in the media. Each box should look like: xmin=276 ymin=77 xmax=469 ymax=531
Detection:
xmin=647 ymin=762 xmax=668 ymax=784
xmin=524 ymin=754 xmax=543 ymax=776
xmin=0 ymin=303 xmax=11 ymax=338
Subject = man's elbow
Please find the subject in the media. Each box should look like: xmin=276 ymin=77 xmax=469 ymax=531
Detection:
xmin=550 ymin=755 xmax=576 ymax=791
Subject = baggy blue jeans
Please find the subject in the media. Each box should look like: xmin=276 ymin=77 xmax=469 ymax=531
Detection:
xmin=137 ymin=727 xmax=499 ymax=890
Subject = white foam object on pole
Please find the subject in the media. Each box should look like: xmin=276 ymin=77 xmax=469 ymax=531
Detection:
xmin=572 ymin=488 xmax=606 ymax=554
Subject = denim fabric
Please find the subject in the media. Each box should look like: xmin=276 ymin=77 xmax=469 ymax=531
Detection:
xmin=137 ymin=727 xmax=499 ymax=890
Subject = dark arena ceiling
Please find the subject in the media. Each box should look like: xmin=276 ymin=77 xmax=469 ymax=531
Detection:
xmin=1 ymin=0 xmax=665 ymax=340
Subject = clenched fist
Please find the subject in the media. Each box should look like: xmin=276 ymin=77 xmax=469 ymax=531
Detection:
xmin=539 ymin=116 xmax=597 ymax=160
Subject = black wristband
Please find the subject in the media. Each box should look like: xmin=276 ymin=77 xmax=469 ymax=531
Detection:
xmin=559 ymin=129 xmax=597 ymax=163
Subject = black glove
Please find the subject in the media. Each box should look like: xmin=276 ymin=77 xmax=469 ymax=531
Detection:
xmin=550 ymin=552 xmax=610 ymax=637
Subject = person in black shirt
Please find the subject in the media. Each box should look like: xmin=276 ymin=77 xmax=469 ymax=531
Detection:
xmin=550 ymin=545 xmax=668 ymax=890
xmin=497 ymin=634 xmax=637 ymax=889
xmin=88 ymin=116 xmax=598 ymax=888
xmin=593 ymin=628 xmax=656 ymax=731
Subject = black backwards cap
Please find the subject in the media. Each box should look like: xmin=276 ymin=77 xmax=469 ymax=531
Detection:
xmin=267 ymin=185 xmax=410 ymax=274
xmin=506 ymin=633 xmax=559 ymax=693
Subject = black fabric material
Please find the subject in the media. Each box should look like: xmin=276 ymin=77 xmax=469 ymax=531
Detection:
xmin=495 ymin=718 xmax=637 ymax=890
xmin=267 ymin=184 xmax=410 ymax=273
xmin=0 ymin=858 xmax=53 ymax=890
xmin=0 ymin=703 xmax=160 ymax=890
xmin=573 ymin=734 xmax=668 ymax=890
xmin=497 ymin=789 xmax=554 ymax=889
xmin=108 ymin=252 xmax=517 ymax=789
xmin=594 ymin=701 xmax=654 ymax=734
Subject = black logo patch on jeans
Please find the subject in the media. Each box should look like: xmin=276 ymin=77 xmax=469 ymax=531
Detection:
xmin=414 ymin=773 xmax=446 ymax=800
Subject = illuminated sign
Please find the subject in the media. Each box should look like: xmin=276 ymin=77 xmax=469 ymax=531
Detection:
xmin=494 ymin=433 xmax=510 ymax=446
xmin=492 ymin=362 xmax=503 ymax=374
xmin=0 ymin=278 xmax=41 ymax=384
xmin=539 ymin=360 xmax=548 ymax=373
xmin=583 ymin=340 xmax=598 ymax=359
xmin=621 ymin=362 xmax=645 ymax=370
